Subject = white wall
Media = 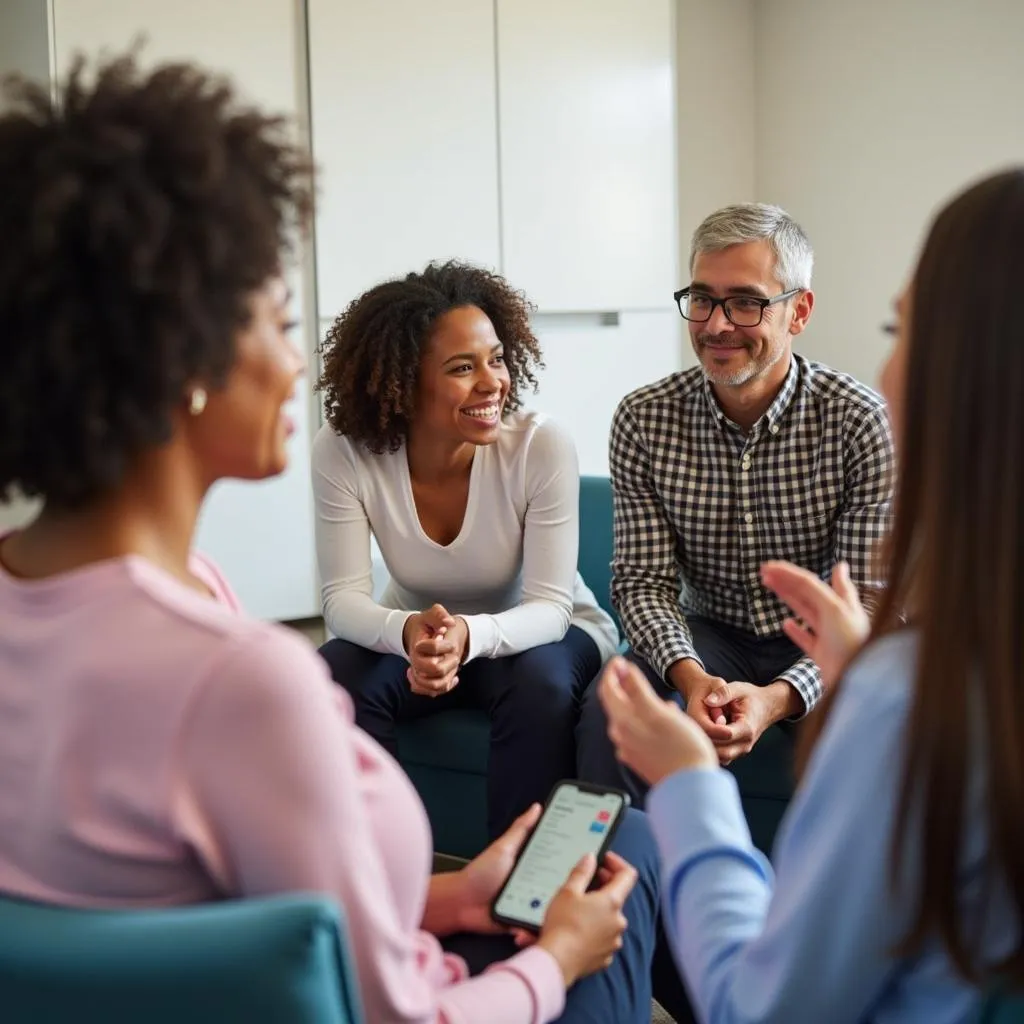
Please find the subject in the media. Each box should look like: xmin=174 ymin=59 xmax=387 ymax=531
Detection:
xmin=46 ymin=0 xmax=321 ymax=621
xmin=307 ymin=0 xmax=501 ymax=322
xmin=754 ymin=0 xmax=1024 ymax=389
xmin=499 ymin=0 xmax=678 ymax=313
xmin=676 ymin=0 xmax=756 ymax=263
xmin=675 ymin=0 xmax=756 ymax=370
xmin=529 ymin=310 xmax=682 ymax=474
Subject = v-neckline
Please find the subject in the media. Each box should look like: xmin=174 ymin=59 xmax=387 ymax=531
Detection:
xmin=401 ymin=447 xmax=483 ymax=550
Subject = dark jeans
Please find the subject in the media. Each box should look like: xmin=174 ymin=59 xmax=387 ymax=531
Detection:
xmin=320 ymin=626 xmax=600 ymax=838
xmin=443 ymin=808 xmax=657 ymax=1023
xmin=575 ymin=613 xmax=802 ymax=807
xmin=575 ymin=614 xmax=802 ymax=1023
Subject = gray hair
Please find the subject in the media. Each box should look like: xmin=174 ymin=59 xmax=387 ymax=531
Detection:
xmin=689 ymin=203 xmax=814 ymax=291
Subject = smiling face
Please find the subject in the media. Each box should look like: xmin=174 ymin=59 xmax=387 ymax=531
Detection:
xmin=413 ymin=304 xmax=511 ymax=446
xmin=688 ymin=239 xmax=812 ymax=389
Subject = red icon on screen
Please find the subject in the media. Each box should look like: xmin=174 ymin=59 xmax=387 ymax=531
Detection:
xmin=596 ymin=810 xmax=611 ymax=823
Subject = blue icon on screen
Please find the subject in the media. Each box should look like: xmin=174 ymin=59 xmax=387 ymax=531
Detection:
xmin=589 ymin=822 xmax=606 ymax=834
xmin=529 ymin=898 xmax=542 ymax=909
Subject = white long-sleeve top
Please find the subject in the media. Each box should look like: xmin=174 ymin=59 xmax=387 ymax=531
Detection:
xmin=311 ymin=411 xmax=619 ymax=664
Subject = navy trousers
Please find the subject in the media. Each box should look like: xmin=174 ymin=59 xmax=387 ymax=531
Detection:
xmin=443 ymin=807 xmax=657 ymax=1024
xmin=319 ymin=626 xmax=600 ymax=839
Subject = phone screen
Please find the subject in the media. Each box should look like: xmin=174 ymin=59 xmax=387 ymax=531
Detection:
xmin=492 ymin=783 xmax=627 ymax=930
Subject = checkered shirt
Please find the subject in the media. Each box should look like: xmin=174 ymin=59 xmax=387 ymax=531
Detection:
xmin=609 ymin=354 xmax=895 ymax=712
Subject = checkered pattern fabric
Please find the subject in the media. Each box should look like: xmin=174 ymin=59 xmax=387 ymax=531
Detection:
xmin=609 ymin=355 xmax=895 ymax=712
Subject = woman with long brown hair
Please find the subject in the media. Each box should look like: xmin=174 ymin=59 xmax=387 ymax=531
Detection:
xmin=597 ymin=167 xmax=1024 ymax=1023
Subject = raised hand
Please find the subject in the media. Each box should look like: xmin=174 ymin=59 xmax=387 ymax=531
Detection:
xmin=760 ymin=560 xmax=870 ymax=690
xmin=599 ymin=656 xmax=717 ymax=785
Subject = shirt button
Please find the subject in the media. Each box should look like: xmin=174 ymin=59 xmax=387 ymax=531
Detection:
xmin=769 ymin=424 xmax=780 ymax=435
xmin=744 ymin=512 xmax=754 ymax=525
xmin=741 ymin=456 xmax=751 ymax=471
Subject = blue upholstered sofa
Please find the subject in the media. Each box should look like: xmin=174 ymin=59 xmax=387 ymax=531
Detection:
xmin=396 ymin=475 xmax=795 ymax=860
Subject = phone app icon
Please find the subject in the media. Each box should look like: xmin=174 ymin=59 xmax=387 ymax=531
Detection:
xmin=589 ymin=822 xmax=606 ymax=834
xmin=596 ymin=810 xmax=611 ymax=823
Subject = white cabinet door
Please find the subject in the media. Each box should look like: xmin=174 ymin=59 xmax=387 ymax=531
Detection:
xmin=497 ymin=0 xmax=677 ymax=313
xmin=0 ymin=0 xmax=50 ymax=96
xmin=528 ymin=311 xmax=685 ymax=476
xmin=307 ymin=0 xmax=501 ymax=321
xmin=50 ymin=0 xmax=320 ymax=621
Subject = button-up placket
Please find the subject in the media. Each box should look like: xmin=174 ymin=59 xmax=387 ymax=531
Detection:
xmin=737 ymin=424 xmax=762 ymax=619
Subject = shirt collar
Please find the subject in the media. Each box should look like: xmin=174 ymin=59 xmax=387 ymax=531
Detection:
xmin=700 ymin=354 xmax=801 ymax=436
xmin=763 ymin=354 xmax=800 ymax=432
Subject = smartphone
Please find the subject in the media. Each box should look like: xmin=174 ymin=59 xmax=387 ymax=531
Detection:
xmin=491 ymin=780 xmax=630 ymax=933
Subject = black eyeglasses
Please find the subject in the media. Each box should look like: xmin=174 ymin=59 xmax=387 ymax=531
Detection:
xmin=674 ymin=287 xmax=801 ymax=327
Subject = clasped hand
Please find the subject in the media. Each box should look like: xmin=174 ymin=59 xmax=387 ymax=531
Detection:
xmin=402 ymin=603 xmax=468 ymax=697
xmin=603 ymin=559 xmax=871 ymax=775
xmin=668 ymin=660 xmax=779 ymax=765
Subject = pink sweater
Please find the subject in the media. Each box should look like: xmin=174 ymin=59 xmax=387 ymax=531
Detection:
xmin=0 ymin=551 xmax=565 ymax=1023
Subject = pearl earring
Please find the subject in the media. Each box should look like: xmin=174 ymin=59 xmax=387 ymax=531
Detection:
xmin=189 ymin=387 xmax=208 ymax=416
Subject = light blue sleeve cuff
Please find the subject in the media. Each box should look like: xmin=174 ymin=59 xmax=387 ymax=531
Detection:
xmin=647 ymin=767 xmax=772 ymax=883
xmin=646 ymin=768 xmax=777 ymax=1024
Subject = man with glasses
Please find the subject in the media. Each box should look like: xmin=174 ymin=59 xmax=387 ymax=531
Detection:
xmin=578 ymin=202 xmax=894 ymax=797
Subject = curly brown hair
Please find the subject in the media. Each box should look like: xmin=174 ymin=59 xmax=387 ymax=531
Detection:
xmin=0 ymin=52 xmax=313 ymax=508
xmin=316 ymin=261 xmax=544 ymax=453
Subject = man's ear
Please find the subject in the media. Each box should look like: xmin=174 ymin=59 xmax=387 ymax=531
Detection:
xmin=789 ymin=289 xmax=814 ymax=337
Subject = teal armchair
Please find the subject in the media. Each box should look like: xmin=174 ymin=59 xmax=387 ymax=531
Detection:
xmin=0 ymin=892 xmax=364 ymax=1024
xmin=979 ymin=984 xmax=1024 ymax=1023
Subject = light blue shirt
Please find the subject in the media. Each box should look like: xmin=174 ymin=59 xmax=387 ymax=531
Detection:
xmin=648 ymin=632 xmax=1018 ymax=1023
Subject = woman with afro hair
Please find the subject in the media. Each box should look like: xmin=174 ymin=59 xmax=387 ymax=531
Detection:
xmin=0 ymin=55 xmax=658 ymax=1024
xmin=313 ymin=262 xmax=620 ymax=839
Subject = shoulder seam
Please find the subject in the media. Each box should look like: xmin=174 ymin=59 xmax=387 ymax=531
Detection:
xmin=621 ymin=368 xmax=703 ymax=412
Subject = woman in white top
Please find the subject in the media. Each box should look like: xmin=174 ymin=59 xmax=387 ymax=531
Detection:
xmin=312 ymin=261 xmax=619 ymax=838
